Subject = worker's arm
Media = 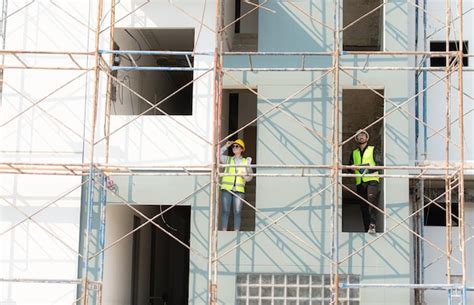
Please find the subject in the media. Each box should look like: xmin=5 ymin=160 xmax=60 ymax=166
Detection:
xmin=368 ymin=147 xmax=383 ymax=174
xmin=346 ymin=152 xmax=355 ymax=173
xmin=244 ymin=157 xmax=253 ymax=182
xmin=220 ymin=141 xmax=232 ymax=164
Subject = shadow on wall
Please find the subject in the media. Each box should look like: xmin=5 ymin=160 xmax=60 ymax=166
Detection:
xmin=224 ymin=0 xmax=333 ymax=69
xmin=221 ymin=1 xmax=335 ymax=275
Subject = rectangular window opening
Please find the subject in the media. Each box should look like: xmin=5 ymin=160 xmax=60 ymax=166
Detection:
xmin=430 ymin=41 xmax=469 ymax=67
xmin=223 ymin=0 xmax=259 ymax=51
xmin=423 ymin=181 xmax=459 ymax=226
xmin=111 ymin=28 xmax=194 ymax=115
xmin=343 ymin=0 xmax=383 ymax=51
xmin=219 ymin=89 xmax=257 ymax=231
xmin=342 ymin=89 xmax=384 ymax=233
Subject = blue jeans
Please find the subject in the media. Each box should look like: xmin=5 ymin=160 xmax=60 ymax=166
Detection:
xmin=221 ymin=190 xmax=245 ymax=231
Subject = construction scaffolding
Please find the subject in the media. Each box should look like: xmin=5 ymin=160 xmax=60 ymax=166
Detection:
xmin=0 ymin=1 xmax=472 ymax=305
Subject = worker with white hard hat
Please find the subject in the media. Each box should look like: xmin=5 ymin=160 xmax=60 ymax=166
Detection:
xmin=349 ymin=129 xmax=382 ymax=234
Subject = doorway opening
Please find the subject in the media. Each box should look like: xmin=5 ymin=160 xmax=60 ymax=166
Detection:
xmin=223 ymin=0 xmax=259 ymax=51
xmin=103 ymin=205 xmax=191 ymax=305
xmin=342 ymin=89 xmax=384 ymax=233
xmin=343 ymin=0 xmax=383 ymax=51
xmin=220 ymin=89 xmax=258 ymax=231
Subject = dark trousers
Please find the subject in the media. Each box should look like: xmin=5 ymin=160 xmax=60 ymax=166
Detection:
xmin=356 ymin=181 xmax=380 ymax=231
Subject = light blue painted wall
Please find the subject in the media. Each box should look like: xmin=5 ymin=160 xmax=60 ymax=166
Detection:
xmin=202 ymin=1 xmax=414 ymax=305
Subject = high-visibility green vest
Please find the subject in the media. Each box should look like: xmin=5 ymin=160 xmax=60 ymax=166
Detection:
xmin=221 ymin=157 xmax=247 ymax=193
xmin=352 ymin=146 xmax=379 ymax=185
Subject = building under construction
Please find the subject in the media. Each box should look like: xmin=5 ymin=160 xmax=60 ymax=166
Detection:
xmin=0 ymin=0 xmax=473 ymax=305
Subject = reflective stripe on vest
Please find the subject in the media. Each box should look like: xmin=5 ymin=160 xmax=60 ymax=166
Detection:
xmin=221 ymin=157 xmax=247 ymax=193
xmin=352 ymin=146 xmax=379 ymax=185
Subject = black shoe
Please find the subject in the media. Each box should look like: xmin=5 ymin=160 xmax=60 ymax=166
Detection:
xmin=368 ymin=224 xmax=376 ymax=234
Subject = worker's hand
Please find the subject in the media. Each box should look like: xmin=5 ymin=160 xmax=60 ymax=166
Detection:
xmin=238 ymin=167 xmax=247 ymax=177
xmin=359 ymin=163 xmax=369 ymax=174
xmin=226 ymin=140 xmax=233 ymax=147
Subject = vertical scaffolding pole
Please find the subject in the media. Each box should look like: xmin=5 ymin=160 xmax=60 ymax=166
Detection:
xmin=208 ymin=1 xmax=223 ymax=304
xmin=104 ymin=0 xmax=116 ymax=164
xmin=443 ymin=0 xmax=453 ymax=287
xmin=214 ymin=0 xmax=225 ymax=300
xmin=97 ymin=171 xmax=107 ymax=301
xmin=331 ymin=0 xmax=341 ymax=304
xmin=422 ymin=0 xmax=428 ymax=158
xmin=0 ymin=0 xmax=7 ymax=50
xmin=207 ymin=47 xmax=218 ymax=305
xmin=413 ymin=178 xmax=425 ymax=305
xmin=0 ymin=0 xmax=7 ymax=89
xmin=82 ymin=1 xmax=103 ymax=304
xmin=456 ymin=0 xmax=466 ymax=303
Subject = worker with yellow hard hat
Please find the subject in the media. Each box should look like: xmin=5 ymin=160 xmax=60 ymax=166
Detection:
xmin=220 ymin=138 xmax=253 ymax=231
xmin=348 ymin=129 xmax=382 ymax=234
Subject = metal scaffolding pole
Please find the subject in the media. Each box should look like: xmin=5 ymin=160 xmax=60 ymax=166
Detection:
xmin=81 ymin=1 xmax=103 ymax=304
xmin=457 ymin=0 xmax=467 ymax=304
xmin=443 ymin=0 xmax=454 ymax=294
xmin=104 ymin=0 xmax=116 ymax=165
xmin=208 ymin=1 xmax=223 ymax=304
xmin=331 ymin=0 xmax=341 ymax=304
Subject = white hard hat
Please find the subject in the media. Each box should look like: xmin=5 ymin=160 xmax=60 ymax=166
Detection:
xmin=355 ymin=129 xmax=370 ymax=140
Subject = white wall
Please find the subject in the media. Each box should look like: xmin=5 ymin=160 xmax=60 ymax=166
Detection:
xmin=102 ymin=206 xmax=134 ymax=305
xmin=223 ymin=0 xmax=236 ymax=51
xmin=418 ymin=2 xmax=474 ymax=301
xmin=0 ymin=1 xmax=95 ymax=304
xmin=0 ymin=1 xmax=217 ymax=304
xmin=106 ymin=1 xmax=217 ymax=165
xmin=102 ymin=205 xmax=153 ymax=305
xmin=423 ymin=203 xmax=474 ymax=304
xmin=0 ymin=175 xmax=82 ymax=305
xmin=418 ymin=0 xmax=474 ymax=162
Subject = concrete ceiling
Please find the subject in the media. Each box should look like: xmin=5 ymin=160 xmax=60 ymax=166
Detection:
xmin=129 ymin=28 xmax=194 ymax=51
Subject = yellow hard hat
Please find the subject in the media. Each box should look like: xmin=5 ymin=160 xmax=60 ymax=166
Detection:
xmin=233 ymin=139 xmax=245 ymax=151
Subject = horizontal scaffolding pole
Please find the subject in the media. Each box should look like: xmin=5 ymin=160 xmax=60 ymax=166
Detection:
xmin=341 ymin=283 xmax=474 ymax=291
xmin=0 ymin=50 xmax=93 ymax=55
xmin=1 ymin=49 xmax=469 ymax=58
xmin=219 ymin=164 xmax=468 ymax=170
xmin=219 ymin=173 xmax=456 ymax=179
xmin=99 ymin=50 xmax=213 ymax=56
xmin=223 ymin=51 xmax=469 ymax=57
xmin=110 ymin=66 xmax=210 ymax=71
xmin=0 ymin=278 xmax=82 ymax=285
xmin=4 ymin=65 xmax=472 ymax=72
xmin=0 ymin=65 xmax=91 ymax=71
xmin=222 ymin=67 xmax=474 ymax=72
xmin=0 ymin=162 xmax=471 ymax=176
